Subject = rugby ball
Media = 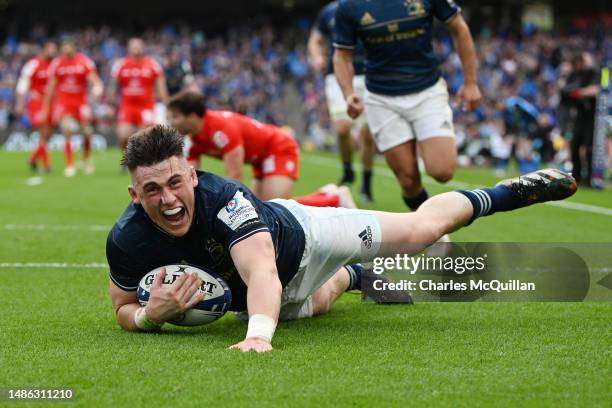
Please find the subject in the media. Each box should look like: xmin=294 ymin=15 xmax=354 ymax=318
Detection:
xmin=137 ymin=264 xmax=232 ymax=326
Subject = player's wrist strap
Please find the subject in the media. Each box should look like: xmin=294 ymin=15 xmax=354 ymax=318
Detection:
xmin=246 ymin=314 xmax=277 ymax=342
xmin=134 ymin=307 xmax=163 ymax=331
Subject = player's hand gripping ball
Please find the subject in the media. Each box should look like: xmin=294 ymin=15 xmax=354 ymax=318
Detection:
xmin=137 ymin=264 xmax=232 ymax=326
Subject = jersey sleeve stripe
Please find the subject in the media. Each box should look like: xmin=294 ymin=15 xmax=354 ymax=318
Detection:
xmin=228 ymin=227 xmax=270 ymax=250
xmin=109 ymin=272 xmax=138 ymax=291
xmin=333 ymin=42 xmax=356 ymax=50
xmin=444 ymin=8 xmax=462 ymax=24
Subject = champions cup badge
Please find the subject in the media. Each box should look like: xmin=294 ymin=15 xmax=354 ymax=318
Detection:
xmin=226 ymin=198 xmax=239 ymax=213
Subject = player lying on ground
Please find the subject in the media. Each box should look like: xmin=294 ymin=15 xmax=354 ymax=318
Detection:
xmin=167 ymin=90 xmax=355 ymax=208
xmin=107 ymin=125 xmax=577 ymax=353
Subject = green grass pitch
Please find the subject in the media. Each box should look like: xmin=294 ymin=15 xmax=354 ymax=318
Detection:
xmin=0 ymin=149 xmax=610 ymax=407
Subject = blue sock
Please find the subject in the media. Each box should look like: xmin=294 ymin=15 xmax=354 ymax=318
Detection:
xmin=458 ymin=185 xmax=518 ymax=224
xmin=403 ymin=189 xmax=429 ymax=211
xmin=345 ymin=263 xmax=364 ymax=291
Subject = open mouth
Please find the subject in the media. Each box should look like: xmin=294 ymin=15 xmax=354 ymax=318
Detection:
xmin=162 ymin=207 xmax=186 ymax=224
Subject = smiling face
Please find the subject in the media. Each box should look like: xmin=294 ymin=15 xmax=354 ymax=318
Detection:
xmin=128 ymin=156 xmax=198 ymax=237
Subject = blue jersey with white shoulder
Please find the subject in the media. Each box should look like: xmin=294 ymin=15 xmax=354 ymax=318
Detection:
xmin=314 ymin=1 xmax=367 ymax=76
xmin=106 ymin=171 xmax=305 ymax=312
xmin=333 ymin=0 xmax=461 ymax=95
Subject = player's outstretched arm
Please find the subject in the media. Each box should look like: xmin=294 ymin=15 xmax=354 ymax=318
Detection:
xmin=447 ymin=15 xmax=482 ymax=111
xmin=229 ymin=232 xmax=282 ymax=353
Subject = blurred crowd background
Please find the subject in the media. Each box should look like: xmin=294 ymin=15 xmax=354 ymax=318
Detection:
xmin=0 ymin=2 xmax=610 ymax=177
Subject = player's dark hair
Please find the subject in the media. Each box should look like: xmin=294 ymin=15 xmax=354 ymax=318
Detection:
xmin=167 ymin=91 xmax=206 ymax=117
xmin=121 ymin=125 xmax=185 ymax=171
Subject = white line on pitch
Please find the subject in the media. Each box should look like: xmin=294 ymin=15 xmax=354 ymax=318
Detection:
xmin=302 ymin=155 xmax=612 ymax=217
xmin=0 ymin=262 xmax=107 ymax=269
xmin=3 ymin=224 xmax=110 ymax=231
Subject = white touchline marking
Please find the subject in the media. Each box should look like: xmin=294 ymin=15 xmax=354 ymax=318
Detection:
xmin=0 ymin=262 xmax=108 ymax=269
xmin=3 ymin=224 xmax=110 ymax=231
xmin=302 ymin=155 xmax=612 ymax=217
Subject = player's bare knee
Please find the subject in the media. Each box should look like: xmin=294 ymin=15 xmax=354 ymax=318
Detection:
xmin=412 ymin=217 xmax=445 ymax=243
xmin=335 ymin=120 xmax=352 ymax=137
xmin=427 ymin=166 xmax=455 ymax=183
xmin=311 ymin=287 xmax=332 ymax=316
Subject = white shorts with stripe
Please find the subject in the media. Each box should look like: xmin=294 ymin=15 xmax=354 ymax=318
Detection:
xmin=364 ymin=77 xmax=455 ymax=152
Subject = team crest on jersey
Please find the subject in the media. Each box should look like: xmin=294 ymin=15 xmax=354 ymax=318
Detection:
xmin=217 ymin=191 xmax=259 ymax=231
xmin=360 ymin=12 xmax=375 ymax=25
xmin=405 ymin=0 xmax=426 ymax=17
xmin=212 ymin=131 xmax=229 ymax=149
xmin=205 ymin=238 xmax=225 ymax=264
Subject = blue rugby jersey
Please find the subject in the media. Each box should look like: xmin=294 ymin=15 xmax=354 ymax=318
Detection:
xmin=333 ymin=0 xmax=461 ymax=95
xmin=314 ymin=0 xmax=367 ymax=76
xmin=106 ymin=171 xmax=305 ymax=312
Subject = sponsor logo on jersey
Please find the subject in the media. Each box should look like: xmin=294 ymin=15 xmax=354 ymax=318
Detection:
xmin=217 ymin=190 xmax=259 ymax=230
xmin=212 ymin=131 xmax=229 ymax=149
xmin=358 ymin=226 xmax=373 ymax=249
xmin=360 ymin=12 xmax=375 ymax=25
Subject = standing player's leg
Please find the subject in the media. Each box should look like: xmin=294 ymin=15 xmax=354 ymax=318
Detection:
xmin=364 ymin=90 xmax=430 ymax=212
xmin=418 ymin=137 xmax=456 ymax=183
xmin=325 ymin=74 xmax=356 ymax=185
xmin=80 ymin=104 xmax=95 ymax=175
xmin=382 ymin=141 xmax=428 ymax=210
xmin=37 ymin=122 xmax=52 ymax=172
xmin=335 ymin=118 xmax=355 ymax=185
xmin=58 ymin=112 xmax=76 ymax=177
xmin=27 ymin=108 xmax=52 ymax=173
xmin=359 ymin=125 xmax=376 ymax=203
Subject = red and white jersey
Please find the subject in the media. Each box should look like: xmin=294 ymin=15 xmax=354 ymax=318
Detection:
xmin=18 ymin=57 xmax=52 ymax=101
xmin=111 ymin=56 xmax=162 ymax=107
xmin=48 ymin=53 xmax=96 ymax=104
xmin=191 ymin=111 xmax=294 ymax=165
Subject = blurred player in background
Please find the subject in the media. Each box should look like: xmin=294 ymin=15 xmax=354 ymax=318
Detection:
xmin=43 ymin=37 xmax=103 ymax=177
xmin=109 ymin=38 xmax=169 ymax=165
xmin=164 ymin=48 xmax=196 ymax=96
xmin=333 ymin=0 xmax=481 ymax=214
xmin=308 ymin=1 xmax=376 ymax=203
xmin=15 ymin=40 xmax=57 ymax=173
xmin=561 ymin=53 xmax=600 ymax=186
xmin=167 ymin=91 xmax=355 ymax=207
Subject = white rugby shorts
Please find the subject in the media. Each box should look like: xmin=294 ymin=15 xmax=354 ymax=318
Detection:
xmin=272 ymin=198 xmax=381 ymax=321
xmin=325 ymin=73 xmax=368 ymax=126
xmin=364 ymin=77 xmax=455 ymax=152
